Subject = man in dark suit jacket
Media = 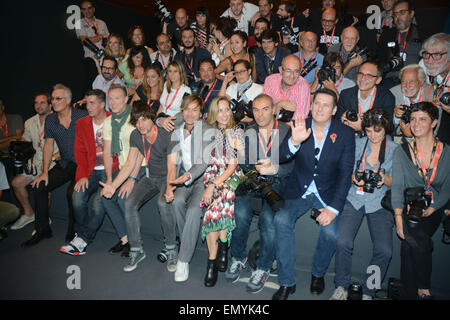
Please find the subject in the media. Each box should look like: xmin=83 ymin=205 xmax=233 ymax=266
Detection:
xmin=255 ymin=30 xmax=290 ymax=84
xmin=272 ymin=88 xmax=355 ymax=300
xmin=338 ymin=61 xmax=395 ymax=133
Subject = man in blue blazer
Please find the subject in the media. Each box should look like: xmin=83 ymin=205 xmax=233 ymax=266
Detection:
xmin=272 ymin=88 xmax=355 ymax=300
xmin=255 ymin=30 xmax=291 ymax=84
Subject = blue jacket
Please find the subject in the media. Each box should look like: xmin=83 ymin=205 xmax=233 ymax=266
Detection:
xmin=279 ymin=118 xmax=355 ymax=213
xmin=255 ymin=46 xmax=290 ymax=84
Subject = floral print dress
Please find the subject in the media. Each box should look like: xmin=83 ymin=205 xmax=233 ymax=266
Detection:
xmin=201 ymin=126 xmax=244 ymax=243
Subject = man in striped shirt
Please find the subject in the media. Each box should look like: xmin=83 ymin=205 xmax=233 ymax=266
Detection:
xmin=263 ymin=55 xmax=311 ymax=121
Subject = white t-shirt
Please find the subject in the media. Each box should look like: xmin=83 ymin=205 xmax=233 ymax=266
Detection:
xmin=159 ymin=84 xmax=192 ymax=116
xmin=93 ymin=120 xmax=105 ymax=170
xmin=0 ymin=162 xmax=9 ymax=190
xmin=75 ymin=17 xmax=109 ymax=58
xmin=221 ymin=2 xmax=259 ymax=34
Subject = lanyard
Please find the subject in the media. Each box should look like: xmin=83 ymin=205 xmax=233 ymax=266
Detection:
xmin=414 ymin=139 xmax=441 ymax=189
xmin=383 ymin=16 xmax=393 ymax=28
xmin=165 ymin=84 xmax=182 ymax=112
xmin=37 ymin=122 xmax=45 ymax=149
xmin=184 ymin=50 xmax=196 ymax=77
xmin=142 ymin=126 xmax=158 ymax=167
xmin=203 ymin=79 xmax=218 ymax=104
xmin=84 ymin=18 xmax=98 ymax=35
xmin=104 ymin=76 xmax=118 ymax=95
xmin=431 ymin=72 xmax=450 ymax=101
xmin=404 ymin=86 xmax=424 ymax=105
xmin=157 ymin=52 xmax=171 ymax=70
xmin=323 ymin=26 xmax=336 ymax=49
xmin=335 ymin=76 xmax=344 ymax=89
xmin=237 ymin=82 xmax=252 ymax=101
xmin=133 ymin=71 xmax=144 ymax=89
xmin=0 ymin=121 xmax=8 ymax=137
xmin=358 ymin=86 xmax=377 ymax=115
xmin=257 ymin=120 xmax=279 ymax=158
xmin=397 ymin=30 xmax=409 ymax=52
xmin=361 ymin=139 xmax=388 ymax=171
xmin=300 ymin=51 xmax=317 ymax=74
xmin=146 ymin=99 xmax=156 ymax=109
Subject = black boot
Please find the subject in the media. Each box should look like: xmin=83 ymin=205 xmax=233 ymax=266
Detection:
xmin=204 ymin=259 xmax=218 ymax=287
xmin=216 ymin=240 xmax=229 ymax=272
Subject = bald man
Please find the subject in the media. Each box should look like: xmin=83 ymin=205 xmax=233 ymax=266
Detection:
xmin=163 ymin=8 xmax=193 ymax=49
xmin=294 ymin=31 xmax=324 ymax=84
xmin=329 ymin=26 xmax=366 ymax=82
xmin=313 ymin=8 xmax=342 ymax=55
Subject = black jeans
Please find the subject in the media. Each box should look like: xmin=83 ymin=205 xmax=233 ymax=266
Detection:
xmin=34 ymin=162 xmax=76 ymax=236
xmin=400 ymin=208 xmax=443 ymax=299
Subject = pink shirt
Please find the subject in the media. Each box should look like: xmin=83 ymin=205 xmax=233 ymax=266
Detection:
xmin=262 ymin=73 xmax=311 ymax=119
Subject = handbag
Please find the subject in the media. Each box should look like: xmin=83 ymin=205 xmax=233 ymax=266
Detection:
xmin=381 ymin=189 xmax=394 ymax=213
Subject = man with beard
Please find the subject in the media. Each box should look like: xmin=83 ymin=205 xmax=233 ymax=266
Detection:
xmin=163 ymin=8 xmax=193 ymax=50
xmin=249 ymin=0 xmax=282 ymax=32
xmin=313 ymin=8 xmax=342 ymax=56
xmin=174 ymin=28 xmax=212 ymax=89
xmin=378 ymin=1 xmax=422 ymax=88
xmin=247 ymin=17 xmax=269 ymax=51
xmin=277 ymin=0 xmax=307 ymax=54
xmin=419 ymin=33 xmax=450 ymax=144
xmin=221 ymin=0 xmax=259 ymax=35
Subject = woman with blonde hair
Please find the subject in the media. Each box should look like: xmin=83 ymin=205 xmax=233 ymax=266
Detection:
xmin=130 ymin=66 xmax=164 ymax=113
xmin=157 ymin=60 xmax=191 ymax=116
xmin=201 ymin=96 xmax=244 ymax=287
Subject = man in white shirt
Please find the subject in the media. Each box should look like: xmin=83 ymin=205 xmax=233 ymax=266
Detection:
xmin=221 ymin=0 xmax=259 ymax=35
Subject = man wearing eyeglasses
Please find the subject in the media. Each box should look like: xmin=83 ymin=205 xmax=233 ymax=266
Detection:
xmin=378 ymin=0 xmax=422 ymax=88
xmin=418 ymin=33 xmax=450 ymax=144
xmin=76 ymin=0 xmax=109 ymax=59
xmin=272 ymin=88 xmax=355 ymax=299
xmin=337 ymin=61 xmax=395 ymax=132
xmin=263 ymin=55 xmax=311 ymax=122
xmin=22 ymin=84 xmax=88 ymax=247
xmin=313 ymin=8 xmax=343 ymax=55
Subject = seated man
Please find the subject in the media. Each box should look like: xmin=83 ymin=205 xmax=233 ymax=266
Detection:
xmin=328 ymin=26 xmax=366 ymax=82
xmin=10 ymin=93 xmax=59 ymax=230
xmin=0 ymin=162 xmax=20 ymax=240
xmin=338 ymin=61 xmax=395 ymax=133
xmin=263 ymin=55 xmax=311 ymax=120
xmin=59 ymin=89 xmax=118 ymax=255
xmin=195 ymin=58 xmax=223 ymax=117
xmin=313 ymin=8 xmax=342 ymax=55
xmin=225 ymin=93 xmax=293 ymax=294
xmin=158 ymin=95 xmax=215 ymax=282
xmin=390 ymin=64 xmax=431 ymax=141
xmin=294 ymin=31 xmax=324 ymax=84
xmin=310 ymin=52 xmax=355 ymax=99
xmin=23 ymin=84 xmax=88 ymax=246
xmin=272 ymin=88 xmax=355 ymax=300
xmin=255 ymin=30 xmax=290 ymax=84
xmin=150 ymin=33 xmax=177 ymax=77
xmin=101 ymin=101 xmax=173 ymax=272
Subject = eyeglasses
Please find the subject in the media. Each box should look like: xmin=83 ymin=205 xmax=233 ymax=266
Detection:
xmin=357 ymin=72 xmax=378 ymax=79
xmin=421 ymin=51 xmax=447 ymax=60
xmin=321 ymin=19 xmax=336 ymax=24
xmin=234 ymin=69 xmax=249 ymax=75
xmin=282 ymin=68 xmax=300 ymax=75
xmin=392 ymin=9 xmax=409 ymax=17
xmin=102 ymin=66 xmax=115 ymax=71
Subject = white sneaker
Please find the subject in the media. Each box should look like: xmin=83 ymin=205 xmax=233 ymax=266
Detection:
xmin=330 ymin=286 xmax=348 ymax=300
xmin=174 ymin=261 xmax=189 ymax=282
xmin=11 ymin=215 xmax=35 ymax=230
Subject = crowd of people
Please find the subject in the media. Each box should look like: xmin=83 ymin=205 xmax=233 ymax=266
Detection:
xmin=0 ymin=0 xmax=449 ymax=300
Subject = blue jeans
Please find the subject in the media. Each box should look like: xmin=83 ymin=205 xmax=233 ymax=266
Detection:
xmin=72 ymin=170 xmax=106 ymax=244
xmin=334 ymin=201 xmax=394 ymax=297
xmin=231 ymin=183 xmax=280 ymax=271
xmin=274 ymin=194 xmax=340 ymax=287
xmin=101 ymin=167 xmax=146 ymax=240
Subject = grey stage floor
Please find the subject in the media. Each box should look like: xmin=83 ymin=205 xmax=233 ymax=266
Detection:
xmin=1 ymin=217 xmax=341 ymax=301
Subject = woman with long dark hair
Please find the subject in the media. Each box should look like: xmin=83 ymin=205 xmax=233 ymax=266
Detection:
xmin=119 ymin=45 xmax=152 ymax=97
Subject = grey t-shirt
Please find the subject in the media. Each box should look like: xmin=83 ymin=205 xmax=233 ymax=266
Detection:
xmin=129 ymin=127 xmax=171 ymax=177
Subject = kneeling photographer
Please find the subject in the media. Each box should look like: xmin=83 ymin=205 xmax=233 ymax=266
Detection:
xmin=219 ymin=59 xmax=263 ymax=127
xmin=391 ymin=102 xmax=450 ymax=300
xmin=310 ymin=53 xmax=355 ymax=100
xmin=225 ymin=94 xmax=292 ymax=294
xmin=331 ymin=108 xmax=397 ymax=300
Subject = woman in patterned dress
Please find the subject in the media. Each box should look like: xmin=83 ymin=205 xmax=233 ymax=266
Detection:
xmin=202 ymin=96 xmax=244 ymax=287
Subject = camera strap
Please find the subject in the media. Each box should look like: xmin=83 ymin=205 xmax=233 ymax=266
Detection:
xmin=300 ymin=52 xmax=317 ymax=75
xmin=183 ymin=49 xmax=196 ymax=79
xmin=257 ymin=120 xmax=279 ymax=158
xmin=358 ymin=86 xmax=377 ymax=115
xmin=203 ymin=79 xmax=218 ymax=104
xmin=413 ymin=138 xmax=442 ymax=189
xmin=84 ymin=18 xmax=99 ymax=35
xmin=358 ymin=137 xmax=387 ymax=172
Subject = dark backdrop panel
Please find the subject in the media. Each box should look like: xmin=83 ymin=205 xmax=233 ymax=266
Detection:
xmin=0 ymin=0 xmax=161 ymax=121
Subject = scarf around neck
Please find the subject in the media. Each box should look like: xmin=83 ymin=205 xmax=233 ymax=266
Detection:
xmin=111 ymin=104 xmax=131 ymax=156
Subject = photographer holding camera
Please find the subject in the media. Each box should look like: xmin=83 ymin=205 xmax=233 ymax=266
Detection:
xmin=219 ymin=59 xmax=263 ymax=124
xmin=391 ymin=101 xmax=450 ymax=300
xmin=338 ymin=61 xmax=395 ymax=133
xmin=390 ymin=64 xmax=431 ymax=140
xmin=225 ymin=94 xmax=293 ymax=294
xmin=310 ymin=52 xmax=355 ymax=100
xmin=276 ymin=1 xmax=307 ymax=53
xmin=331 ymin=108 xmax=397 ymax=300
xmin=294 ymin=31 xmax=324 ymax=84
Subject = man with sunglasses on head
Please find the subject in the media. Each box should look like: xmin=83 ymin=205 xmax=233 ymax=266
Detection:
xmin=338 ymin=61 xmax=395 ymax=133
xmin=418 ymin=33 xmax=450 ymax=144
xmin=378 ymin=0 xmax=422 ymax=89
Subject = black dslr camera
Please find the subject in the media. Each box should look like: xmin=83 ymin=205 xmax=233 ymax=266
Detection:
xmin=381 ymin=42 xmax=403 ymax=74
xmin=440 ymin=92 xmax=450 ymax=105
xmin=354 ymin=169 xmax=383 ymax=193
xmin=300 ymin=59 xmax=317 ymax=77
xmin=192 ymin=82 xmax=210 ymax=101
xmin=154 ymin=0 xmax=174 ymax=24
xmin=317 ymin=66 xmax=336 ymax=84
xmin=399 ymin=104 xmax=413 ymax=123
xmin=235 ymin=169 xmax=284 ymax=212
xmin=83 ymin=38 xmax=105 ymax=60
xmin=276 ymin=108 xmax=294 ymax=123
xmin=404 ymin=187 xmax=433 ymax=228
xmin=230 ymin=99 xmax=253 ymax=123
xmin=9 ymin=141 xmax=37 ymax=176
xmin=345 ymin=110 xmax=359 ymax=122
